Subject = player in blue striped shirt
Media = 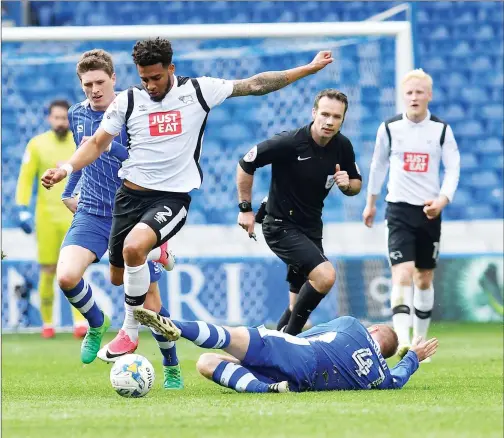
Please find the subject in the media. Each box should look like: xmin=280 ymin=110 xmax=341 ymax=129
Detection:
xmin=56 ymin=50 xmax=183 ymax=389
xmin=135 ymin=310 xmax=439 ymax=393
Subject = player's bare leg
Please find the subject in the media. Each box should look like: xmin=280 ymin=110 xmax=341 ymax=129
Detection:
xmin=391 ymin=261 xmax=415 ymax=358
xmin=413 ymin=268 xmax=435 ymax=363
xmin=57 ymin=245 xmax=110 ymax=363
xmin=101 ymin=235 xmax=177 ymax=363
xmin=134 ymin=310 xmax=289 ymax=393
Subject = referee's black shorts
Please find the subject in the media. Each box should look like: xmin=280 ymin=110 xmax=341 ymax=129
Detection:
xmin=262 ymin=215 xmax=328 ymax=293
xmin=386 ymin=202 xmax=441 ymax=270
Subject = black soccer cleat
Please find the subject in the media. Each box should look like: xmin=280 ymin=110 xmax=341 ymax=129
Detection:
xmin=267 ymin=381 xmax=290 ymax=393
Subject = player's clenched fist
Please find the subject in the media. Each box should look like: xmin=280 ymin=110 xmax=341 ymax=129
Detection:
xmin=41 ymin=167 xmax=68 ymax=189
xmin=308 ymin=51 xmax=334 ymax=73
xmin=334 ymin=164 xmax=350 ymax=191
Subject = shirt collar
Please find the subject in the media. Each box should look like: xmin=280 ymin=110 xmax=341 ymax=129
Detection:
xmin=403 ymin=110 xmax=431 ymax=127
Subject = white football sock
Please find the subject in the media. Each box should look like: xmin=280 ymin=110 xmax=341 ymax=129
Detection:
xmin=391 ymin=284 xmax=413 ymax=346
xmin=122 ymin=262 xmax=150 ymax=341
xmin=413 ymin=285 xmax=434 ymax=340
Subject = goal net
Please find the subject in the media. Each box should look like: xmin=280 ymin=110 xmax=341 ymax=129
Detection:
xmin=2 ymin=21 xmax=413 ymax=329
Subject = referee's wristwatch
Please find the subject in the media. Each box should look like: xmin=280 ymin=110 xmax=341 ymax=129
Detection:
xmin=238 ymin=201 xmax=253 ymax=213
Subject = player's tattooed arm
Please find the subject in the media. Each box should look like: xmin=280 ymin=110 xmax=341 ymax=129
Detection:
xmin=230 ymin=72 xmax=290 ymax=97
xmin=229 ymin=50 xmax=334 ymax=98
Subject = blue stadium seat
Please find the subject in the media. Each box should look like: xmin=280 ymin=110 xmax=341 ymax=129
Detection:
xmin=423 ymin=56 xmax=448 ymax=72
xmin=460 ymin=87 xmax=489 ymax=103
xmin=478 ymin=138 xmax=503 ymax=153
xmin=460 ymin=153 xmax=479 ymax=170
xmin=467 ymin=171 xmax=500 ymax=188
xmin=480 ymin=154 xmax=504 ymax=170
xmin=453 ymin=120 xmax=484 ymax=137
xmin=482 ymin=105 xmax=504 ymax=120
xmin=451 ymin=188 xmax=472 ymax=208
xmin=444 ymin=104 xmax=466 ymax=121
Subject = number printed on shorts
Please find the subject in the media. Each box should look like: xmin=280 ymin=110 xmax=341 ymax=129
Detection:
xmin=432 ymin=242 xmax=440 ymax=260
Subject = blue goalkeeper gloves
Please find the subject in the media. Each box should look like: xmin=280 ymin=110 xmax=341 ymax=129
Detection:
xmin=17 ymin=205 xmax=34 ymax=234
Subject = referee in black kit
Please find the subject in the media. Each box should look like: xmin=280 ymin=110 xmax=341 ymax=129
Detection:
xmin=236 ymin=89 xmax=362 ymax=336
xmin=363 ymin=69 xmax=460 ymax=359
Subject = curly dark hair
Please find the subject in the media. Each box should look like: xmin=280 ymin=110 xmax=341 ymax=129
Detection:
xmin=132 ymin=37 xmax=174 ymax=67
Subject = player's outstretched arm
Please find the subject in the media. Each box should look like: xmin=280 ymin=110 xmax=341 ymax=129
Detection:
xmin=41 ymin=128 xmax=115 ymax=189
xmin=229 ymin=51 xmax=333 ymax=97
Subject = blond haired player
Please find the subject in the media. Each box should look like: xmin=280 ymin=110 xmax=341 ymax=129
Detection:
xmin=363 ymin=69 xmax=460 ymax=359
xmin=15 ymin=100 xmax=87 ymax=338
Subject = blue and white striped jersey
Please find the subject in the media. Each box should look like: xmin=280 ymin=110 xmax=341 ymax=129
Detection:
xmin=299 ymin=316 xmax=419 ymax=390
xmin=63 ymin=99 xmax=127 ymax=217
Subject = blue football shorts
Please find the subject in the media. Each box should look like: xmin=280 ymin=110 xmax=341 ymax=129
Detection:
xmin=242 ymin=325 xmax=317 ymax=391
xmin=62 ymin=210 xmax=162 ymax=282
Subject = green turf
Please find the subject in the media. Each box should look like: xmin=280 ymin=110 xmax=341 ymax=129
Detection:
xmin=2 ymin=322 xmax=503 ymax=438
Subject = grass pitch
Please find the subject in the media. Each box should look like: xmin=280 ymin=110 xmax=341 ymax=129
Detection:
xmin=2 ymin=322 xmax=503 ymax=438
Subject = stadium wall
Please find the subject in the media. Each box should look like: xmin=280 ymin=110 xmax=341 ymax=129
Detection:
xmin=2 ymin=220 xmax=502 ymax=330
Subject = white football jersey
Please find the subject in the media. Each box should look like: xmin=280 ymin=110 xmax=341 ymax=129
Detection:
xmin=101 ymin=75 xmax=234 ymax=192
xmin=367 ymin=111 xmax=460 ymax=205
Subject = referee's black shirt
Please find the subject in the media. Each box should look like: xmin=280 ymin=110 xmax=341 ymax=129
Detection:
xmin=239 ymin=123 xmax=361 ymax=239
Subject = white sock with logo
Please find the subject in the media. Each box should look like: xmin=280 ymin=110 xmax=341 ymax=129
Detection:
xmin=122 ymin=262 xmax=150 ymax=342
xmin=413 ymin=285 xmax=434 ymax=340
xmin=391 ymin=284 xmax=413 ymax=346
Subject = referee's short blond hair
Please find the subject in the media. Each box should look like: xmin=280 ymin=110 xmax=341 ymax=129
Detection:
xmin=402 ymin=69 xmax=433 ymax=90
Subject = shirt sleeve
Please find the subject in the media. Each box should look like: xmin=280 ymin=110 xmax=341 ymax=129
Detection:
xmin=62 ymin=170 xmax=82 ymax=200
xmin=439 ymin=125 xmax=460 ymax=202
xmin=341 ymin=138 xmax=362 ymax=181
xmin=197 ymin=76 xmax=234 ymax=109
xmin=387 ymin=351 xmax=420 ymax=389
xmin=238 ymin=133 xmax=294 ymax=175
xmin=366 ymin=122 xmax=391 ymax=196
xmin=108 ymin=140 xmax=129 ymax=162
xmin=15 ymin=139 xmax=39 ymax=207
xmin=100 ymin=90 xmax=128 ymax=136
xmin=67 ymin=104 xmax=80 ymax=146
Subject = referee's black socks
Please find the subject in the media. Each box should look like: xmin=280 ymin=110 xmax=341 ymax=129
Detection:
xmin=284 ymin=281 xmax=325 ymax=336
xmin=276 ymin=307 xmax=292 ymax=331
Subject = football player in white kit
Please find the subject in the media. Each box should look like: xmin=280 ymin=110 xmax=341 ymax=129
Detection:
xmin=41 ymin=37 xmax=334 ymax=362
xmin=362 ymin=69 xmax=460 ymax=360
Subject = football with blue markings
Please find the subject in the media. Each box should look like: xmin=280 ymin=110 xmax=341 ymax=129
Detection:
xmin=110 ymin=354 xmax=155 ymax=398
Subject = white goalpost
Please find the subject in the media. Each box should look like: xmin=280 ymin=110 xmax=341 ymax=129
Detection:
xmin=2 ymin=17 xmax=415 ymax=329
xmin=4 ymin=21 xmax=413 ymax=111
